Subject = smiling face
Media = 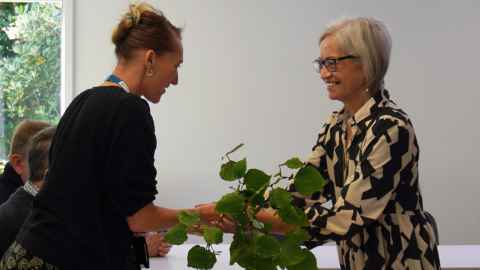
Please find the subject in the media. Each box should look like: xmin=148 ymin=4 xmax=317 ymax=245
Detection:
xmin=319 ymin=35 xmax=367 ymax=105
xmin=140 ymin=38 xmax=183 ymax=103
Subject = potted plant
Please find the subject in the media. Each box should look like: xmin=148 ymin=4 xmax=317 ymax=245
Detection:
xmin=165 ymin=144 xmax=326 ymax=270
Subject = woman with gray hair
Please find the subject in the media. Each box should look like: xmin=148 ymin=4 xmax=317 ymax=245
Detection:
xmin=194 ymin=16 xmax=441 ymax=269
xmin=199 ymin=16 xmax=441 ymax=269
xmin=290 ymin=17 xmax=441 ymax=269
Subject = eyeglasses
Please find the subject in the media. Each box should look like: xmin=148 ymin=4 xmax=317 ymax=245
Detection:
xmin=313 ymin=55 xmax=358 ymax=73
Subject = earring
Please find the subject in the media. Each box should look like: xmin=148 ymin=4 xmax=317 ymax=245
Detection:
xmin=145 ymin=69 xmax=154 ymax=77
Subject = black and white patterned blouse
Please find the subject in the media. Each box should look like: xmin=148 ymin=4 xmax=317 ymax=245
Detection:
xmin=290 ymin=89 xmax=441 ymax=269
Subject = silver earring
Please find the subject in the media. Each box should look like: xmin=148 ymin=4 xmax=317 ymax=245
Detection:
xmin=146 ymin=69 xmax=154 ymax=77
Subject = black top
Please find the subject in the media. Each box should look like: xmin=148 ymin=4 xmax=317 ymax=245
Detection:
xmin=0 ymin=187 xmax=34 ymax=256
xmin=0 ymin=163 xmax=23 ymax=205
xmin=16 ymin=86 xmax=158 ymax=270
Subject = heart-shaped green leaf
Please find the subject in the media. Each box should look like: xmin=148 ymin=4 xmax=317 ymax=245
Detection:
xmin=278 ymin=205 xmax=308 ymax=226
xmin=178 ymin=210 xmax=200 ymax=226
xmin=284 ymin=157 xmax=304 ymax=169
xmin=285 ymin=228 xmax=310 ymax=245
xmin=294 ymin=165 xmax=326 ymax=196
xmin=203 ymin=226 xmax=224 ymax=245
xmin=220 ymin=160 xmax=237 ymax=181
xmin=215 ymin=192 xmax=245 ymax=215
xmin=234 ymin=158 xmax=247 ymax=178
xmin=269 ymin=188 xmax=293 ymax=209
xmin=164 ymin=224 xmax=188 ymax=245
xmin=287 ymin=250 xmax=318 ymax=270
xmin=244 ymin=169 xmax=271 ymax=192
xmin=255 ymin=235 xmax=281 ymax=258
xmin=187 ymin=245 xmax=217 ymax=269
xmin=277 ymin=243 xmax=306 ymax=267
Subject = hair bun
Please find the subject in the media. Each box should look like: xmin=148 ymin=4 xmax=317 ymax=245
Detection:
xmin=112 ymin=2 xmax=157 ymax=47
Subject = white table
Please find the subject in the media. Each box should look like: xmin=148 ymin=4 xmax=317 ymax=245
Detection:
xmin=150 ymin=244 xmax=480 ymax=270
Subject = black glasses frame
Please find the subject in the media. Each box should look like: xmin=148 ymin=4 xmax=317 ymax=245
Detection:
xmin=313 ymin=55 xmax=358 ymax=73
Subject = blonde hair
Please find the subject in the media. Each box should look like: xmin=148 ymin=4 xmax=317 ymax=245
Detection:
xmin=112 ymin=2 xmax=182 ymax=59
xmin=9 ymin=120 xmax=51 ymax=156
xmin=320 ymin=17 xmax=392 ymax=93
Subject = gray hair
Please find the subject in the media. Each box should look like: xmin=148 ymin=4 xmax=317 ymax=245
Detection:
xmin=319 ymin=17 xmax=392 ymax=93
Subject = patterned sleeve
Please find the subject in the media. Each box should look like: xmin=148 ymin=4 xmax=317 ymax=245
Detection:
xmin=290 ymin=114 xmax=336 ymax=209
xmin=302 ymin=116 xmax=415 ymax=244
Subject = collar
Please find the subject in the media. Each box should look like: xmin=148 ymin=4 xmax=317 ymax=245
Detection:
xmin=23 ymin=181 xmax=39 ymax=196
xmin=335 ymin=88 xmax=391 ymax=128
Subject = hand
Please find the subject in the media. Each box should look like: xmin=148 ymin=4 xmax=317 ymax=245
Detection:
xmin=195 ymin=202 xmax=221 ymax=223
xmin=211 ymin=214 xmax=236 ymax=234
xmin=195 ymin=202 xmax=237 ymax=233
xmin=146 ymin=232 xmax=171 ymax=257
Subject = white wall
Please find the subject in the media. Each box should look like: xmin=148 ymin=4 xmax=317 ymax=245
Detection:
xmin=74 ymin=0 xmax=480 ymax=244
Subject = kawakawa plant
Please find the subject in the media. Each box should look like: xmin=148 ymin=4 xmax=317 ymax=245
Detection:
xmin=164 ymin=143 xmax=326 ymax=270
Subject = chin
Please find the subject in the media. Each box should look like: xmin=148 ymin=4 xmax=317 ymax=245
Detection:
xmin=327 ymin=90 xmax=340 ymax=101
xmin=146 ymin=95 xmax=161 ymax=104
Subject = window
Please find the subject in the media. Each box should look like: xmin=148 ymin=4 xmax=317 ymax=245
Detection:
xmin=0 ymin=0 xmax=72 ymax=161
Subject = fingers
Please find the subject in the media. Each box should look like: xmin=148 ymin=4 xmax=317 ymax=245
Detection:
xmin=212 ymin=215 xmax=236 ymax=233
xmin=156 ymin=241 xmax=172 ymax=257
xmin=146 ymin=232 xmax=172 ymax=257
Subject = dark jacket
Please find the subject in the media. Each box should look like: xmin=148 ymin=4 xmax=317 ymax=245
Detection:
xmin=0 ymin=163 xmax=23 ymax=205
xmin=0 ymin=187 xmax=34 ymax=256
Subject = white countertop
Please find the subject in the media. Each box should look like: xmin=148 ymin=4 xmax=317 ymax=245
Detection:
xmin=149 ymin=244 xmax=480 ymax=269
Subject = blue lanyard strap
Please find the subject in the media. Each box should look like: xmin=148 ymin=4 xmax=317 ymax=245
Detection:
xmin=105 ymin=74 xmax=130 ymax=93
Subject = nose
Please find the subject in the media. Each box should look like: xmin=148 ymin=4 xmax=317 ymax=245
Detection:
xmin=319 ymin=65 xmax=332 ymax=82
xmin=171 ymin=71 xmax=178 ymax=85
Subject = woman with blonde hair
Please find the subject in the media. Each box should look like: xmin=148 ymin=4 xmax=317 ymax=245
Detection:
xmin=0 ymin=3 xmax=193 ymax=270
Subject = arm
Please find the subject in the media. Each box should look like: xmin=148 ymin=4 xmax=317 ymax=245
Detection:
xmin=300 ymin=119 xmax=336 ymax=207
xmin=195 ymin=203 xmax=294 ymax=235
xmin=127 ymin=203 xmax=195 ymax=233
xmin=255 ymin=208 xmax=295 ymax=235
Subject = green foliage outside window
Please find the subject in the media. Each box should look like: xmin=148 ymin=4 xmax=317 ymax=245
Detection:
xmin=0 ymin=2 xmax=61 ymax=159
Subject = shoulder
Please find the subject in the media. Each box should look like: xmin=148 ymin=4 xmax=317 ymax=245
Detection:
xmin=372 ymin=99 xmax=414 ymax=131
xmin=0 ymin=189 xmax=31 ymax=216
xmin=319 ymin=110 xmax=342 ymax=132
xmin=364 ymin=103 xmax=416 ymax=149
xmin=119 ymin=94 xmax=151 ymax=115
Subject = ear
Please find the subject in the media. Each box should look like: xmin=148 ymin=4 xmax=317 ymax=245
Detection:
xmin=9 ymin=153 xmax=26 ymax=176
xmin=144 ymin=49 xmax=156 ymax=67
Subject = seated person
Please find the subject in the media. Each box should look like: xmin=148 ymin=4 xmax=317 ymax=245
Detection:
xmin=0 ymin=126 xmax=55 ymax=256
xmin=0 ymin=120 xmax=50 ymax=205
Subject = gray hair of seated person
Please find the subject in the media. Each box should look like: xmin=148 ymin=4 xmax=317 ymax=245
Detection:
xmin=26 ymin=126 xmax=56 ymax=183
xmin=319 ymin=17 xmax=392 ymax=94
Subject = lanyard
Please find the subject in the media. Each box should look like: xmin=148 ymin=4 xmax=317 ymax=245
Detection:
xmin=105 ymin=74 xmax=130 ymax=93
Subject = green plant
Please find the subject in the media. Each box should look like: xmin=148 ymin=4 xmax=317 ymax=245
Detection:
xmin=165 ymin=144 xmax=326 ymax=269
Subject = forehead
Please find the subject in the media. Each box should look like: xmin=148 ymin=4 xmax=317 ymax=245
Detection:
xmin=319 ymin=35 xmax=344 ymax=58
xmin=172 ymin=37 xmax=184 ymax=61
